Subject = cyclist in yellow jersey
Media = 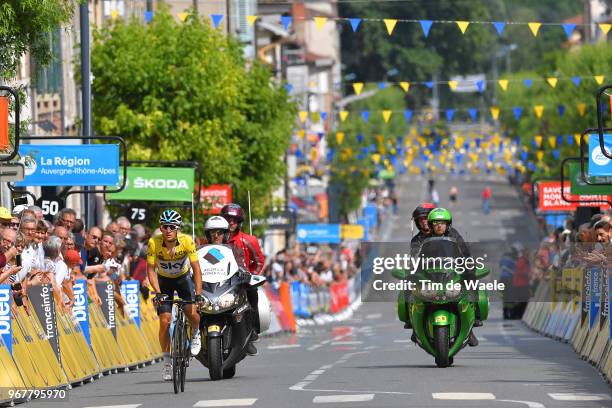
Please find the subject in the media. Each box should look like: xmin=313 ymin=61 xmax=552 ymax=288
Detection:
xmin=147 ymin=210 xmax=203 ymax=381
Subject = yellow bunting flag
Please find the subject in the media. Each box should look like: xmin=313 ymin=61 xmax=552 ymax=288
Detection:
xmin=456 ymin=21 xmax=470 ymax=34
xmin=376 ymin=134 xmax=385 ymax=144
xmin=528 ymin=22 xmax=542 ymax=36
xmin=383 ymin=19 xmax=398 ymax=35
xmin=372 ymin=154 xmax=381 ymax=164
xmin=310 ymin=149 xmax=318 ymax=161
xmin=311 ymin=111 xmax=320 ymax=122
xmin=548 ymin=136 xmax=557 ymax=149
xmin=471 ymin=153 xmax=479 ymax=163
xmin=178 ymin=12 xmax=189 ymax=22
xmin=110 ymin=9 xmax=119 ymax=19
xmin=536 ymin=151 xmax=544 ymax=161
xmin=599 ymin=23 xmax=612 ymax=35
xmin=534 ymin=135 xmax=543 ymax=148
xmin=490 ymin=107 xmax=500 ymax=120
xmin=594 ymin=75 xmax=605 ymax=85
xmin=298 ymin=111 xmax=308 ymax=123
xmin=534 ymin=105 xmax=544 ymax=118
xmin=246 ymin=15 xmax=258 ymax=26
xmin=336 ymin=132 xmax=344 ymax=145
xmin=353 ymin=82 xmax=364 ymax=96
xmin=339 ymin=111 xmax=349 ymax=122
xmin=577 ymin=103 xmax=586 ymax=116
xmin=298 ymin=129 xmax=305 ymax=139
xmin=498 ymin=79 xmax=509 ymax=91
xmin=448 ymin=81 xmax=458 ymax=91
xmin=399 ymin=82 xmax=410 ymax=92
xmin=547 ymin=77 xmax=558 ymax=88
xmin=382 ymin=110 xmax=392 ymax=123
xmin=313 ymin=17 xmax=328 ymax=31
xmin=574 ymin=133 xmax=581 ymax=146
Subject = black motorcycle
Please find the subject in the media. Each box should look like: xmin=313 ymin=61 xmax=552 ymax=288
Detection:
xmin=194 ymin=244 xmax=270 ymax=380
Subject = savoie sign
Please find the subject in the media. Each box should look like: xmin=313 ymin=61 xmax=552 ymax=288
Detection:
xmin=108 ymin=167 xmax=195 ymax=202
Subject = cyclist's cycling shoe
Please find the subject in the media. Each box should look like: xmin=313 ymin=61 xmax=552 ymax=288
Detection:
xmin=162 ymin=363 xmax=172 ymax=381
xmin=251 ymin=331 xmax=260 ymax=343
xmin=468 ymin=331 xmax=479 ymax=347
xmin=191 ymin=330 xmax=202 ymax=356
xmin=246 ymin=342 xmax=258 ymax=356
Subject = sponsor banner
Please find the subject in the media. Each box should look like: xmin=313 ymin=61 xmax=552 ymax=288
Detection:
xmin=537 ymin=181 xmax=611 ymax=212
xmin=609 ymin=273 xmax=612 ymax=340
xmin=588 ymin=134 xmax=612 ymax=176
xmin=590 ymin=267 xmax=601 ymax=329
xmin=601 ymin=268 xmax=609 ymax=331
xmin=296 ymin=224 xmax=341 ymax=244
xmin=120 ymin=280 xmax=141 ymax=328
xmin=356 ymin=218 xmax=370 ymax=241
xmin=252 ymin=209 xmax=295 ymax=230
xmin=72 ymin=279 xmax=91 ymax=347
xmin=96 ymin=281 xmax=117 ymax=338
xmin=200 ymin=184 xmax=232 ymax=214
xmin=108 ymin=166 xmax=195 ymax=202
xmin=573 ymin=268 xmax=582 ymax=315
xmin=568 ymin=162 xmax=612 ymax=195
xmin=329 ymin=281 xmax=349 ymax=314
xmin=16 ymin=144 xmax=119 ymax=186
xmin=582 ymin=268 xmax=590 ymax=325
xmin=341 ymin=224 xmax=365 ymax=240
xmin=0 ymin=284 xmax=12 ymax=355
xmin=363 ymin=204 xmax=378 ymax=228
xmin=28 ymin=284 xmax=60 ymax=361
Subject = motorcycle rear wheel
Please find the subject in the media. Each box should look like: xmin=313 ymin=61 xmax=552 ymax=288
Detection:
xmin=434 ymin=326 xmax=450 ymax=368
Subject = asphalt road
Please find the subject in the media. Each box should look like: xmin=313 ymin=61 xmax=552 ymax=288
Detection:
xmin=30 ymin=174 xmax=612 ymax=408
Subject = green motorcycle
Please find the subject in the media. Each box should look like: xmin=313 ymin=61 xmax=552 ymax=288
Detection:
xmin=394 ymin=237 xmax=489 ymax=368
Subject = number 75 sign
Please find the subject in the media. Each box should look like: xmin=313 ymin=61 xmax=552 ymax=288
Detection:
xmin=125 ymin=206 xmax=149 ymax=223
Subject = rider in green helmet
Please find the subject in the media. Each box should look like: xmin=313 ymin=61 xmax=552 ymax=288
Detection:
xmin=425 ymin=207 xmax=480 ymax=347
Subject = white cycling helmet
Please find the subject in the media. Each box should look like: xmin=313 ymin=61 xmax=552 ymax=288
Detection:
xmin=205 ymin=216 xmax=230 ymax=243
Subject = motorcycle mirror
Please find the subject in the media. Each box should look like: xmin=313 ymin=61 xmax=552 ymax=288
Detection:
xmin=474 ymin=267 xmax=490 ymax=279
xmin=391 ymin=269 xmax=407 ymax=280
xmin=596 ymin=85 xmax=612 ymax=159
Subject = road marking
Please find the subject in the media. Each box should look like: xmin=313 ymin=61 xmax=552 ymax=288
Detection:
xmin=548 ymin=393 xmax=610 ymax=401
xmin=313 ymin=394 xmax=374 ymax=403
xmin=432 ymin=392 xmax=496 ymax=400
xmin=267 ymin=344 xmax=301 ymax=350
xmin=393 ymin=339 xmax=412 ymax=343
xmin=365 ymin=313 xmax=382 ymax=319
xmin=290 ymin=351 xmax=369 ymax=391
xmin=498 ymin=400 xmax=545 ymax=408
xmin=83 ymin=406 xmax=141 ymax=408
xmin=331 ymin=341 xmax=363 ymax=345
xmin=193 ymin=399 xmax=257 ymax=407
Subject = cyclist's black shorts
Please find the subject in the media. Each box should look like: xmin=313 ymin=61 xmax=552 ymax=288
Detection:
xmin=156 ymin=274 xmax=195 ymax=315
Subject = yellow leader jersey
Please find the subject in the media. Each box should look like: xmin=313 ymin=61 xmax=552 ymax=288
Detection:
xmin=146 ymin=233 xmax=198 ymax=278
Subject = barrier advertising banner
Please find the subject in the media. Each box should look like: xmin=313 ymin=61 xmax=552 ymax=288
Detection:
xmin=582 ymin=268 xmax=590 ymax=325
xmin=537 ymin=181 xmax=611 ymax=211
xmin=341 ymin=224 xmax=365 ymax=240
xmin=590 ymin=267 xmax=601 ymax=329
xmin=609 ymin=272 xmax=612 ymax=340
xmin=72 ymin=279 xmax=91 ymax=347
xmin=97 ymin=281 xmax=117 ymax=338
xmin=16 ymin=144 xmax=120 ymax=186
xmin=28 ymin=284 xmax=60 ymax=361
xmin=0 ymin=284 xmax=12 ymax=355
xmin=329 ymin=282 xmax=349 ymax=314
xmin=109 ymin=167 xmax=195 ymax=202
xmin=588 ymin=134 xmax=612 ymax=176
xmin=601 ymin=268 xmax=608 ymax=331
xmin=120 ymin=280 xmax=141 ymax=328
xmin=200 ymin=184 xmax=232 ymax=214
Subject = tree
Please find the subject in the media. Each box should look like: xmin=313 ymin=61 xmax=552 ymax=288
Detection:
xmin=91 ymin=7 xmax=296 ymax=220
xmin=0 ymin=0 xmax=73 ymax=81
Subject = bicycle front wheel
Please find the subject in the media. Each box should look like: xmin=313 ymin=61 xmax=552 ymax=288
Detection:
xmin=172 ymin=310 xmax=186 ymax=393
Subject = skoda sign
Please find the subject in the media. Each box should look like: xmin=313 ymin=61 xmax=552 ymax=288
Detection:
xmin=108 ymin=166 xmax=195 ymax=202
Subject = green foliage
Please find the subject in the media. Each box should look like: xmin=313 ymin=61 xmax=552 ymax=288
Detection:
xmin=0 ymin=0 xmax=73 ymax=81
xmin=498 ymin=43 xmax=612 ymax=178
xmin=91 ymin=7 xmax=296 ymax=220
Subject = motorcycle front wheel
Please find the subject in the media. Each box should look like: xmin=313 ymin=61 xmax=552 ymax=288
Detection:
xmin=434 ymin=326 xmax=450 ymax=368
xmin=208 ymin=337 xmax=223 ymax=381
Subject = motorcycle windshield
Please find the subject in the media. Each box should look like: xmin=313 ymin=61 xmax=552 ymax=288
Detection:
xmin=416 ymin=237 xmax=463 ymax=277
xmin=197 ymin=244 xmax=240 ymax=283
